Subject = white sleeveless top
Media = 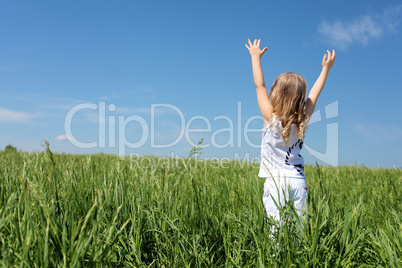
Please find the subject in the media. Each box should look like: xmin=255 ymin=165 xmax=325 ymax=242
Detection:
xmin=258 ymin=115 xmax=305 ymax=178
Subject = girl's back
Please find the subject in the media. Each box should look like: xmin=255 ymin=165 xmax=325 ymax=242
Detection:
xmin=259 ymin=114 xmax=304 ymax=179
xmin=245 ymin=38 xmax=335 ymax=231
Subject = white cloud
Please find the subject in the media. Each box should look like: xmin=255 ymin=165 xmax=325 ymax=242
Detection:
xmin=113 ymin=106 xmax=169 ymax=115
xmin=318 ymin=6 xmax=401 ymax=49
xmin=114 ymin=106 xmax=152 ymax=114
xmin=0 ymin=65 xmax=23 ymax=72
xmin=353 ymin=122 xmax=402 ymax=143
xmin=0 ymin=108 xmax=39 ymax=123
xmin=47 ymin=104 xmax=80 ymax=110
xmin=99 ymin=87 xmax=154 ymax=101
xmin=55 ymin=135 xmax=72 ymax=141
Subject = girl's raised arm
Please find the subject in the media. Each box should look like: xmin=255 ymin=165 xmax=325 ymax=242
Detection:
xmin=306 ymin=49 xmax=336 ymax=120
xmin=245 ymin=39 xmax=273 ymax=126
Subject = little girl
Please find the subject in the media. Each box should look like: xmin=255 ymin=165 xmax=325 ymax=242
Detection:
xmin=245 ymin=39 xmax=335 ymax=226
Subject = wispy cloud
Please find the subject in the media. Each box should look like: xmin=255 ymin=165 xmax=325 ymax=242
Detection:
xmin=45 ymin=97 xmax=90 ymax=110
xmin=353 ymin=122 xmax=402 ymax=143
xmin=114 ymin=106 xmax=169 ymax=115
xmin=47 ymin=104 xmax=79 ymax=110
xmin=81 ymin=105 xmax=172 ymax=124
xmin=99 ymin=87 xmax=154 ymax=101
xmin=55 ymin=134 xmax=72 ymax=141
xmin=0 ymin=65 xmax=23 ymax=72
xmin=0 ymin=108 xmax=41 ymax=124
xmin=114 ymin=106 xmax=152 ymax=114
xmin=318 ymin=6 xmax=402 ymax=49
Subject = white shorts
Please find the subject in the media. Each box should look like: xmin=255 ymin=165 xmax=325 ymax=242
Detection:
xmin=262 ymin=176 xmax=308 ymax=222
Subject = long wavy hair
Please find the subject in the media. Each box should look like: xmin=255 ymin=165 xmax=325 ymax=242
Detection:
xmin=269 ymin=72 xmax=308 ymax=144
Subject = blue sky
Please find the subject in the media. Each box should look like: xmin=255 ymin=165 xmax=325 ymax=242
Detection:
xmin=1 ymin=0 xmax=401 ymax=168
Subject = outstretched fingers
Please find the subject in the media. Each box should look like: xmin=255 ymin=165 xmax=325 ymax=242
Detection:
xmin=245 ymin=38 xmax=268 ymax=57
xmin=261 ymin=47 xmax=268 ymax=56
xmin=325 ymin=50 xmax=336 ymax=61
xmin=246 ymin=38 xmax=264 ymax=49
xmin=322 ymin=49 xmax=336 ymax=69
xmin=323 ymin=49 xmax=336 ymax=63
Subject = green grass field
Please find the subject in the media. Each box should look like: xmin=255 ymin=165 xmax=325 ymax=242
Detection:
xmin=0 ymin=142 xmax=401 ymax=267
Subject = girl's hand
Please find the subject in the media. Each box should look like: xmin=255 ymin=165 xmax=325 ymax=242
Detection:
xmin=322 ymin=49 xmax=335 ymax=70
xmin=245 ymin=39 xmax=268 ymax=59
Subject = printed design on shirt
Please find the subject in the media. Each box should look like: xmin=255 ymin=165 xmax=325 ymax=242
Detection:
xmin=264 ymin=190 xmax=270 ymax=197
xmin=285 ymin=139 xmax=305 ymax=176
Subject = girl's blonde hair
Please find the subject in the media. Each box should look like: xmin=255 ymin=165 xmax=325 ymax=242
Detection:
xmin=269 ymin=72 xmax=308 ymax=144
